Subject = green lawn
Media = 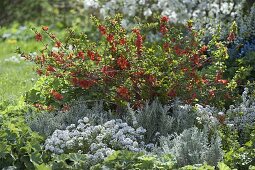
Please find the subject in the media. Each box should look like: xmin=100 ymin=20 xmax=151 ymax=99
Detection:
xmin=0 ymin=40 xmax=40 ymax=102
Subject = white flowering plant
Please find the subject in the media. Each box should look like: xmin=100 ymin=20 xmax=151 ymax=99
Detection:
xmin=82 ymin=0 xmax=243 ymax=29
xmin=44 ymin=116 xmax=148 ymax=165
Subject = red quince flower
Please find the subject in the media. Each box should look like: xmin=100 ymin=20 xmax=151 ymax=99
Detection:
xmin=133 ymin=29 xmax=143 ymax=56
xmin=42 ymin=26 xmax=49 ymax=31
xmin=209 ymin=89 xmax=215 ymax=97
xmin=47 ymin=65 xmax=56 ymax=72
xmin=36 ymin=69 xmax=43 ymax=76
xmin=202 ymin=78 xmax=209 ymax=84
xmin=119 ymin=38 xmax=126 ymax=45
xmin=191 ymin=54 xmax=200 ymax=65
xmin=199 ymin=45 xmax=208 ymax=54
xmin=55 ymin=41 xmax=62 ymax=48
xmin=117 ymin=56 xmax=130 ymax=69
xmin=160 ymin=25 xmax=168 ymax=35
xmin=62 ymin=104 xmax=70 ymax=112
xmin=77 ymin=51 xmax=85 ymax=59
xmin=107 ymin=34 xmax=114 ymax=43
xmin=35 ymin=33 xmax=42 ymax=41
xmin=163 ymin=42 xmax=169 ymax=52
xmin=227 ymin=32 xmax=236 ymax=42
xmin=101 ymin=65 xmax=116 ymax=78
xmin=50 ymin=90 xmax=64 ymax=100
xmin=98 ymin=25 xmax=107 ymax=35
xmin=78 ymin=79 xmax=95 ymax=89
xmin=217 ymin=79 xmax=228 ymax=85
xmin=161 ymin=16 xmax=169 ymax=23
xmin=87 ymin=50 xmax=95 ymax=60
xmin=132 ymin=29 xmax=140 ymax=34
xmin=117 ymin=86 xmax=130 ymax=100
xmin=147 ymin=74 xmax=156 ymax=86
xmin=50 ymin=33 xmax=56 ymax=39
xmin=192 ymin=93 xmax=197 ymax=99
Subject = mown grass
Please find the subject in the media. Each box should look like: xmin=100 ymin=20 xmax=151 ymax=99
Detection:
xmin=0 ymin=40 xmax=40 ymax=102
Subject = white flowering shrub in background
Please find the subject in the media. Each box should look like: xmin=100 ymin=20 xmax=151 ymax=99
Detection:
xmin=81 ymin=0 xmax=243 ymax=28
xmin=44 ymin=116 xmax=147 ymax=165
xmin=159 ymin=127 xmax=223 ymax=167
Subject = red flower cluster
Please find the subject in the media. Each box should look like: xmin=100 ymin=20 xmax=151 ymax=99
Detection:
xmin=227 ymin=32 xmax=236 ymax=42
xmin=215 ymin=72 xmax=228 ymax=85
xmin=42 ymin=26 xmax=49 ymax=31
xmin=72 ymin=78 xmax=96 ymax=89
xmin=87 ymin=50 xmax=95 ymax=60
xmin=35 ymin=33 xmax=42 ymax=41
xmin=160 ymin=16 xmax=169 ymax=35
xmin=47 ymin=65 xmax=56 ymax=72
xmin=161 ymin=16 xmax=169 ymax=23
xmin=98 ymin=25 xmax=107 ymax=35
xmin=174 ymin=45 xmax=187 ymax=56
xmin=132 ymin=29 xmax=143 ymax=57
xmin=117 ymin=86 xmax=130 ymax=100
xmin=107 ymin=34 xmax=114 ymax=43
xmin=77 ymin=51 xmax=85 ymax=59
xmin=199 ymin=45 xmax=208 ymax=54
xmin=119 ymin=38 xmax=126 ymax=45
xmin=50 ymin=90 xmax=64 ymax=100
xmin=146 ymin=74 xmax=157 ymax=86
xmin=51 ymin=52 xmax=64 ymax=63
xmin=160 ymin=25 xmax=168 ymax=35
xmin=55 ymin=41 xmax=62 ymax=48
xmin=101 ymin=65 xmax=116 ymax=78
xmin=163 ymin=42 xmax=170 ymax=52
xmin=36 ymin=69 xmax=43 ymax=76
xmin=191 ymin=54 xmax=200 ymax=65
xmin=117 ymin=55 xmax=130 ymax=69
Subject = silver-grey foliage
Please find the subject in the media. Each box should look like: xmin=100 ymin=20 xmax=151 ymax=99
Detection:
xmin=238 ymin=3 xmax=255 ymax=39
xmin=131 ymin=99 xmax=175 ymax=143
xmin=226 ymin=88 xmax=255 ymax=143
xmin=25 ymin=101 xmax=112 ymax=136
xmin=159 ymin=127 xmax=223 ymax=167
xmin=126 ymin=99 xmax=219 ymax=143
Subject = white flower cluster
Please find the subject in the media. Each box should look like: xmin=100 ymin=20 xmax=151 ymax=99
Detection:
xmin=195 ymin=104 xmax=219 ymax=129
xmin=82 ymin=0 xmax=242 ymax=25
xmin=226 ymin=88 xmax=255 ymax=130
xmin=45 ymin=117 xmax=146 ymax=162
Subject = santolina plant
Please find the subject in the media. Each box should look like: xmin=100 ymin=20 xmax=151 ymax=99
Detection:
xmin=20 ymin=15 xmax=236 ymax=109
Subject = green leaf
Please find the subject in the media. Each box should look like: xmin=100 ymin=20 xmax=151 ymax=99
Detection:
xmin=217 ymin=162 xmax=231 ymax=170
xmin=35 ymin=163 xmax=52 ymax=170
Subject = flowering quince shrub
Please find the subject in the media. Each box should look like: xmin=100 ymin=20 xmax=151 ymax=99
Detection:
xmin=20 ymin=14 xmax=235 ymax=110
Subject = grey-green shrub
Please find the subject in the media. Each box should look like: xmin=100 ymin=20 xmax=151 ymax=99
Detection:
xmin=226 ymin=88 xmax=255 ymax=144
xmin=126 ymin=99 xmax=219 ymax=143
xmin=25 ymin=100 xmax=112 ymax=136
xmin=159 ymin=127 xmax=223 ymax=167
xmin=126 ymin=99 xmax=175 ymax=143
